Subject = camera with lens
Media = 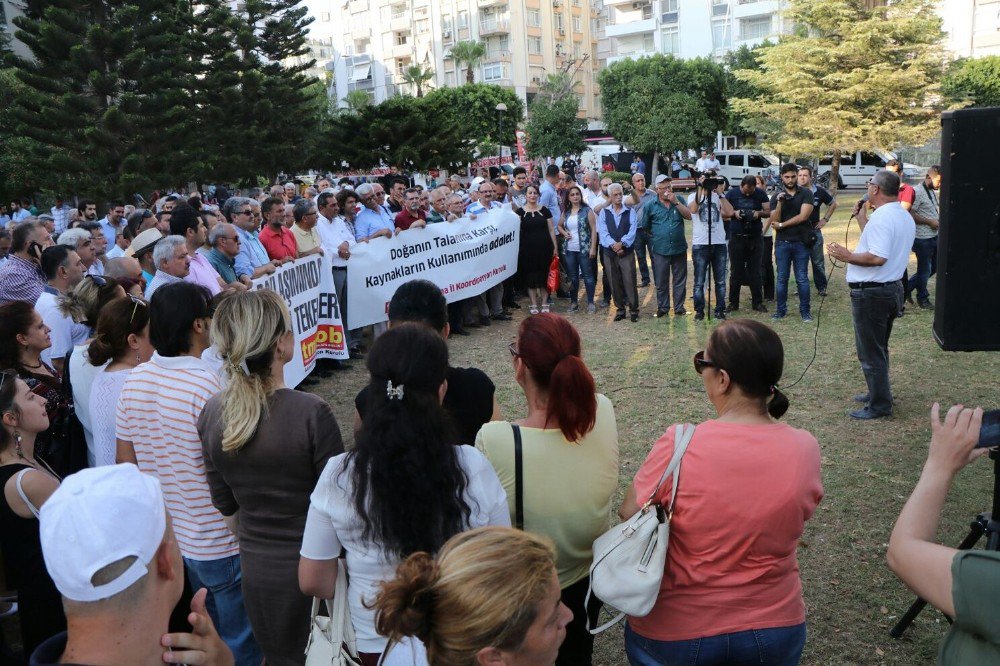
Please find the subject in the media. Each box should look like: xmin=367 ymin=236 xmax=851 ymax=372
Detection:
xmin=699 ymin=170 xmax=726 ymax=191
xmin=734 ymin=208 xmax=757 ymax=237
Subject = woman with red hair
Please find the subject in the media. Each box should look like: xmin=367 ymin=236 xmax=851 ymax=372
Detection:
xmin=476 ymin=313 xmax=619 ymax=666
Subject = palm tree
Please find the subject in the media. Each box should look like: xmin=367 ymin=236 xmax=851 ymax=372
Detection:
xmin=401 ymin=64 xmax=435 ymax=97
xmin=342 ymin=90 xmax=372 ymax=113
xmin=449 ymin=40 xmax=486 ymax=84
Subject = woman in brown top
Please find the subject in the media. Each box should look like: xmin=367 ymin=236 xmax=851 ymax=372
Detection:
xmin=198 ymin=290 xmax=344 ymax=666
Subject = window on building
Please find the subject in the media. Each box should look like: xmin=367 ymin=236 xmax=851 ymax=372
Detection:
xmin=319 ymin=12 xmax=330 ymax=21
xmin=661 ymin=26 xmax=679 ymax=54
xmin=573 ymin=17 xmax=582 ymax=32
xmin=529 ymin=36 xmax=542 ymax=53
xmin=396 ymin=31 xmax=408 ymax=45
xmin=396 ymin=59 xmax=409 ymax=76
xmin=355 ymin=39 xmax=369 ymax=53
xmin=528 ymin=9 xmax=541 ymax=26
xmin=483 ymin=63 xmax=504 ymax=81
xmin=711 ymin=0 xmax=729 ymax=17
xmin=641 ymin=3 xmax=653 ymax=20
xmin=573 ymin=0 xmax=581 ymax=6
xmin=416 ymin=19 xmax=430 ymax=34
xmin=351 ymin=63 xmax=372 ymax=82
xmin=499 ymin=35 xmax=510 ymax=51
xmin=740 ymin=16 xmax=771 ymax=41
xmin=711 ymin=19 xmax=732 ymax=49
xmin=458 ymin=11 xmax=469 ymax=29
xmin=555 ymin=14 xmax=564 ymax=30
xmin=643 ymin=33 xmax=655 ymax=52
xmin=573 ymin=43 xmax=581 ymax=58
xmin=661 ymin=0 xmax=678 ymax=23
xmin=390 ymin=3 xmax=406 ymax=20
xmin=442 ymin=16 xmax=453 ymax=31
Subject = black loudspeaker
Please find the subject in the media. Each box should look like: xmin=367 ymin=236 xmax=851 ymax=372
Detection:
xmin=933 ymin=107 xmax=1000 ymax=351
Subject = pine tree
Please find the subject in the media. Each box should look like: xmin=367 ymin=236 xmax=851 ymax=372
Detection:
xmin=731 ymin=0 xmax=953 ymax=186
xmin=10 ymin=0 xmax=192 ymax=198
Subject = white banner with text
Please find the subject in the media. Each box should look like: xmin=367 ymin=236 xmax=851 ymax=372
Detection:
xmin=347 ymin=208 xmax=520 ymax=328
xmin=252 ymin=254 xmax=348 ymax=387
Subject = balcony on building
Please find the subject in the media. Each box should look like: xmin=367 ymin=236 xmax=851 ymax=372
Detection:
xmin=479 ymin=0 xmax=507 ymax=6
xmin=390 ymin=12 xmax=411 ymax=32
xmin=482 ymin=61 xmax=512 ymax=87
xmin=733 ymin=0 xmax=780 ymax=18
xmin=479 ymin=17 xmax=511 ymax=35
xmin=485 ymin=49 xmax=513 ymax=62
xmin=607 ymin=50 xmax=656 ymax=65
xmin=604 ymin=18 xmax=655 ymax=39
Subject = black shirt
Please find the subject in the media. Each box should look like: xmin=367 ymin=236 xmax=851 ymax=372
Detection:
xmin=724 ymin=186 xmax=769 ymax=237
xmin=807 ymin=185 xmax=834 ymax=226
xmin=355 ymin=366 xmax=495 ymax=445
xmin=769 ymin=187 xmax=812 ymax=243
xmin=562 ymin=159 xmax=577 ymax=181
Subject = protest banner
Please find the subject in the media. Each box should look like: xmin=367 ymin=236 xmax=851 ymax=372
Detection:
xmin=347 ymin=208 xmax=520 ymax=328
xmin=252 ymin=254 xmax=348 ymax=386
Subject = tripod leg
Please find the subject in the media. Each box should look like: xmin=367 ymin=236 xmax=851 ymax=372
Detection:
xmin=889 ymin=515 xmax=988 ymax=638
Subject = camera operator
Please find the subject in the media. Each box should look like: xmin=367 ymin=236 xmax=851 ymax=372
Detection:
xmin=724 ymin=176 xmax=770 ymax=313
xmin=797 ymin=166 xmax=837 ymax=297
xmin=887 ymin=404 xmax=1000 ymax=663
xmin=690 ymin=175 xmax=734 ymax=320
xmin=766 ymin=163 xmax=814 ymax=321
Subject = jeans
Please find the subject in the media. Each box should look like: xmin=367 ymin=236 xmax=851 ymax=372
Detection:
xmin=809 ymin=230 xmax=828 ymax=294
xmin=564 ymin=250 xmax=596 ymax=305
xmin=761 ymin=236 xmax=775 ymax=300
xmin=774 ymin=240 xmax=811 ymax=318
xmin=907 ymin=236 xmax=938 ymax=302
xmin=850 ymin=282 xmax=902 ymax=416
xmin=692 ymin=244 xmax=728 ymax=317
xmin=185 ymin=555 xmax=262 ymax=666
xmin=651 ymin=252 xmax=688 ymax=313
xmin=634 ymin=227 xmax=651 ymax=282
xmin=728 ymin=235 xmax=763 ymax=308
xmin=603 ymin=246 xmax=639 ymax=314
xmin=625 ymin=622 xmax=807 ymax=666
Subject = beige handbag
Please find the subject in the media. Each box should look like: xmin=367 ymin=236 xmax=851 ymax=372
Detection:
xmin=304 ymin=561 xmax=362 ymax=666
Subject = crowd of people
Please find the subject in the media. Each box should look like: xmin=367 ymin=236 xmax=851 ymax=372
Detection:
xmin=0 ymin=151 xmax=979 ymax=666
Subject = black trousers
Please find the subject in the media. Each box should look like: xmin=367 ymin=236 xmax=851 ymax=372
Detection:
xmin=556 ymin=575 xmax=603 ymax=666
xmin=760 ymin=236 xmax=775 ymax=300
xmin=728 ymin=234 xmax=763 ymax=308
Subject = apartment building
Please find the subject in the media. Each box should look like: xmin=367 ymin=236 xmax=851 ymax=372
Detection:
xmin=596 ymin=0 xmax=1000 ymax=66
xmin=298 ymin=0 xmax=603 ymax=119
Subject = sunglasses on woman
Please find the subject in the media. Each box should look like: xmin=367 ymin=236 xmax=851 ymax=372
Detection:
xmin=693 ymin=350 xmax=717 ymax=374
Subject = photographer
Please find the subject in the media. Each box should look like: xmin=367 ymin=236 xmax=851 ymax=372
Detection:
xmin=724 ymin=176 xmax=770 ymax=313
xmin=690 ymin=175 xmax=734 ymax=320
xmin=766 ymin=163 xmax=814 ymax=321
xmin=887 ymin=404 xmax=1000 ymax=663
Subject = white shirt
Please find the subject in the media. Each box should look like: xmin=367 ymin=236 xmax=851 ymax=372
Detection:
xmin=690 ymin=192 xmax=727 ymax=246
xmin=300 ymin=446 xmax=510 ymax=653
xmin=87 ymin=260 xmax=105 ymax=277
xmin=69 ymin=343 xmax=105 ymax=466
xmin=696 ymin=157 xmax=710 ymax=172
xmin=106 ymin=244 xmax=126 ymax=260
xmin=582 ymin=188 xmax=606 ymax=213
xmin=845 ymin=201 xmax=916 ymax=284
xmin=316 ymin=213 xmax=357 ymax=268
xmin=89 ymin=367 xmax=131 ymax=467
xmin=36 ymin=291 xmax=73 ymax=365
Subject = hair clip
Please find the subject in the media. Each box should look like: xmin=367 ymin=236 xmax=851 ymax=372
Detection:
xmin=769 ymin=385 xmax=777 ymax=395
xmin=386 ymin=380 xmax=404 ymax=401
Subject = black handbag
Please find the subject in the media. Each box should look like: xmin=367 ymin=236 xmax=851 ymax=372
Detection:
xmin=37 ymin=349 xmax=89 ymax=477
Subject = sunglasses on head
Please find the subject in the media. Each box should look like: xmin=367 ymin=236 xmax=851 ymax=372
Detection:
xmin=127 ymin=293 xmax=147 ymax=324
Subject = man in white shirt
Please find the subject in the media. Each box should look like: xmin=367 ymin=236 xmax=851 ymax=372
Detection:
xmin=36 ymin=245 xmax=86 ymax=373
xmin=705 ymin=152 xmax=721 ymax=172
xmin=695 ymin=150 xmax=711 ymax=173
xmin=51 ymin=197 xmax=74 ymax=235
xmin=828 ymin=169 xmax=915 ymax=420
xmin=316 ymin=190 xmax=361 ymax=360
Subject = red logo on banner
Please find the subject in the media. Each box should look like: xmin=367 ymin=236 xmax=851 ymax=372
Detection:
xmin=301 ymin=324 xmax=346 ymax=365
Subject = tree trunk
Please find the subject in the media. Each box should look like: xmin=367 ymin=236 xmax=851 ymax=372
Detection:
xmin=650 ymin=150 xmax=659 ymax=183
xmin=831 ymin=152 xmax=841 ymax=192
xmin=466 ymin=65 xmax=474 ymax=84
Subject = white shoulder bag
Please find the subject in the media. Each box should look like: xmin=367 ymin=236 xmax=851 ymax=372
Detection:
xmin=305 ymin=561 xmax=363 ymax=666
xmin=586 ymin=423 xmax=695 ymax=633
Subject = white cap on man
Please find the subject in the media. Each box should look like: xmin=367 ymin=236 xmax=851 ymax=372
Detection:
xmin=654 ymin=174 xmax=672 ymax=185
xmin=39 ymin=464 xmax=167 ymax=602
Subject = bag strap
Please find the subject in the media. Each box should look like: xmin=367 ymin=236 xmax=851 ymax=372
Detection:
xmin=512 ymin=424 xmax=524 ymax=530
xmin=329 ymin=561 xmax=359 ymax=658
xmin=15 ymin=468 xmax=41 ymax=519
xmin=641 ymin=423 xmax=695 ymax=511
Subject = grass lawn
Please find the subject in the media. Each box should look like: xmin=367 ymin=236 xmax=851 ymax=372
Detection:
xmin=313 ymin=194 xmax=998 ymax=665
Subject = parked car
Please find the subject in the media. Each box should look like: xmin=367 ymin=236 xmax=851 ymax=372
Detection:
xmin=817 ymin=151 xmax=924 ymax=189
xmin=713 ymin=150 xmax=781 ymax=185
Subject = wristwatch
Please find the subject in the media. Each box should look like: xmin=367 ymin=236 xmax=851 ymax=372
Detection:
xmin=778 ymin=222 xmax=783 ymax=229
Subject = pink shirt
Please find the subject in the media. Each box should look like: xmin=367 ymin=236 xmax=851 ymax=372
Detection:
xmin=629 ymin=421 xmax=822 ymax=641
xmin=184 ymin=250 xmax=222 ymax=296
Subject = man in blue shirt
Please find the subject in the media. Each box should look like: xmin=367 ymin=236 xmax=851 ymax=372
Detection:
xmin=97 ymin=200 xmax=127 ymax=248
xmin=538 ymin=164 xmax=562 ymax=224
xmin=642 ymin=175 xmax=692 ymax=317
xmin=597 ymin=183 xmax=640 ymax=321
xmin=354 ymin=183 xmax=396 ymax=242
xmin=223 ymin=196 xmax=277 ymax=281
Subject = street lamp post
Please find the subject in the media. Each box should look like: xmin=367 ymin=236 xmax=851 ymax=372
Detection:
xmin=496 ymin=102 xmax=508 ymax=175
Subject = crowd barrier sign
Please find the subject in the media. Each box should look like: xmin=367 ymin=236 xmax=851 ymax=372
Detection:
xmin=347 ymin=208 xmax=521 ymax=328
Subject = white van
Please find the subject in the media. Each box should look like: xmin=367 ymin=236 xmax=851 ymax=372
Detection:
xmin=817 ymin=152 xmax=924 ymax=189
xmin=713 ymin=150 xmax=780 ymax=184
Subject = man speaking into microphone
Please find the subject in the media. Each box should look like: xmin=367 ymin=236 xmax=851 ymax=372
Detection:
xmin=828 ymin=170 xmax=915 ymax=420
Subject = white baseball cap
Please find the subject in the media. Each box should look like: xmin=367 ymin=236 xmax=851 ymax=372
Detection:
xmin=40 ymin=464 xmax=168 ymax=602
xmin=654 ymin=174 xmax=672 ymax=185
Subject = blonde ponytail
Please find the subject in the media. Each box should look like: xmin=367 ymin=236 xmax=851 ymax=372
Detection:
xmin=210 ymin=290 xmax=291 ymax=453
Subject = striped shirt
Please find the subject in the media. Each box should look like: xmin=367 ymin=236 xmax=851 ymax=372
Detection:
xmin=0 ymin=255 xmax=47 ymax=306
xmin=115 ymin=353 xmax=237 ymax=561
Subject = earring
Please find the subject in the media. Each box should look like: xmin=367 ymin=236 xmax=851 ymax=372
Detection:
xmin=14 ymin=431 xmax=23 ymax=458
xmin=136 ymin=350 xmax=140 ymax=364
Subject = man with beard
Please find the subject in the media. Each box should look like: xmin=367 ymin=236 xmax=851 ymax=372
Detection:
xmin=724 ymin=176 xmax=770 ymax=313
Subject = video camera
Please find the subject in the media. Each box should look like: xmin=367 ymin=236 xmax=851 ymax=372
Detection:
xmin=699 ymin=170 xmax=726 ymax=191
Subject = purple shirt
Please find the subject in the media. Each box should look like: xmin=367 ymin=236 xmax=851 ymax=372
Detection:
xmin=0 ymin=255 xmax=47 ymax=305
xmin=184 ymin=250 xmax=223 ymax=296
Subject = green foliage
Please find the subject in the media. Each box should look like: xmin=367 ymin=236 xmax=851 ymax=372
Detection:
xmin=0 ymin=68 xmax=46 ymax=201
xmin=326 ymin=96 xmax=475 ymax=171
xmin=598 ymin=54 xmax=724 ymax=156
xmin=942 ymin=56 xmax=1000 ymax=107
xmin=401 ymin=64 xmax=435 ymax=97
xmin=342 ymin=90 xmax=373 ymax=113
xmin=732 ymin=0 xmax=955 ymax=180
xmin=524 ymin=96 xmax=586 ymax=159
xmin=423 ymin=84 xmax=523 ymax=154
xmin=448 ymin=40 xmax=487 ymax=84
xmin=723 ymin=42 xmax=771 ymax=136
xmin=602 ymin=171 xmax=633 ymax=184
